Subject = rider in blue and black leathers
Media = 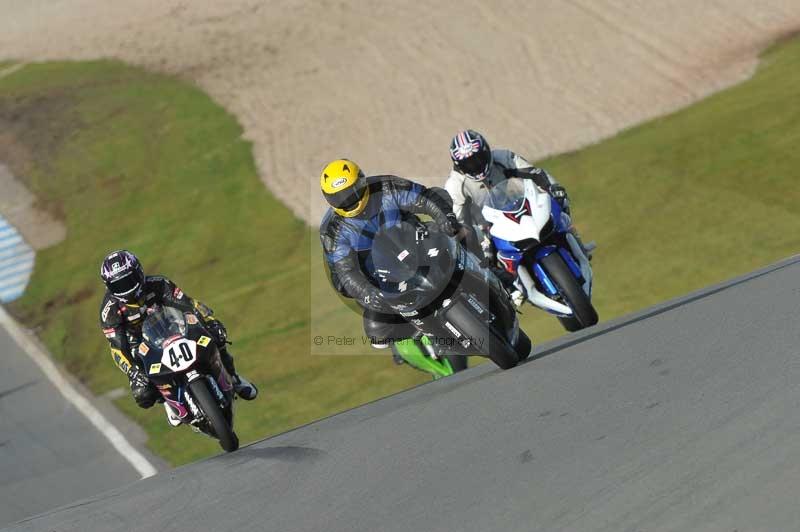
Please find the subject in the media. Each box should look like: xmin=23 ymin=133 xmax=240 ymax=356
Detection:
xmin=319 ymin=159 xmax=462 ymax=348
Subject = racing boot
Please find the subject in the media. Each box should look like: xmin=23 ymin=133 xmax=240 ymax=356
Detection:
xmin=509 ymin=278 xmax=527 ymax=308
xmin=233 ymin=374 xmax=258 ymax=400
xmin=391 ymin=343 xmax=406 ymax=365
xmin=569 ymin=228 xmax=595 ymax=261
xmin=582 ymin=240 xmax=597 ymax=260
xmin=220 ymin=348 xmax=258 ymax=400
xmin=489 ymin=266 xmax=526 ymax=308
xmin=509 ymin=289 xmax=526 ymax=309
xmin=163 ymin=402 xmax=183 ymax=427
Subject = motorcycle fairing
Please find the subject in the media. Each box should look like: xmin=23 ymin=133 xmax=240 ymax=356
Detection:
xmin=481 ymin=178 xmax=593 ymax=317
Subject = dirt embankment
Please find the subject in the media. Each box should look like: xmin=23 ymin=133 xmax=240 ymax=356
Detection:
xmin=0 ymin=163 xmax=65 ymax=250
xmin=1 ymin=1 xmax=799 ymax=224
xmin=0 ymin=64 xmax=66 ymax=249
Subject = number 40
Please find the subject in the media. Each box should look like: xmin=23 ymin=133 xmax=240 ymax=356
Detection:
xmin=168 ymin=342 xmax=193 ymax=366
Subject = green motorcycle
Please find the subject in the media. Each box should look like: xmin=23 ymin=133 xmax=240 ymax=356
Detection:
xmin=391 ymin=336 xmax=468 ymax=380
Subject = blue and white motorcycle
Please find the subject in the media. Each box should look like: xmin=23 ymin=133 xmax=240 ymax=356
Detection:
xmin=481 ymin=177 xmax=598 ymax=331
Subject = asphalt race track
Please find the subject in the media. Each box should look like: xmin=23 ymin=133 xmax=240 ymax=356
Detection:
xmin=0 ymin=322 xmax=141 ymax=527
xmin=6 ymin=256 xmax=800 ymax=532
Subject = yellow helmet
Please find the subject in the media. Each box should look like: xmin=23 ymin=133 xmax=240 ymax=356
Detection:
xmin=320 ymin=159 xmax=370 ymax=218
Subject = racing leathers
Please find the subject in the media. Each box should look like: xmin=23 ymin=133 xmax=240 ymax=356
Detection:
xmin=444 ymin=149 xmax=566 ymax=227
xmin=320 ymin=175 xmax=460 ymax=347
xmin=99 ymin=275 xmax=237 ymax=408
xmin=444 ymin=149 xmax=583 ymax=303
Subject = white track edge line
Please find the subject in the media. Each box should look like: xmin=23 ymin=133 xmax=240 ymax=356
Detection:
xmin=0 ymin=305 xmax=157 ymax=478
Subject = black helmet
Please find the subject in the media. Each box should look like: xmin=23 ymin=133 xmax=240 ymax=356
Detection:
xmin=449 ymin=129 xmax=493 ymax=181
xmin=100 ymin=250 xmax=145 ymax=301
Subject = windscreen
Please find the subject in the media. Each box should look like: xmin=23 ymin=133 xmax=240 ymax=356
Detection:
xmin=369 ymin=223 xmax=458 ymax=310
xmin=486 ymin=178 xmax=526 ymax=212
xmin=141 ymin=306 xmax=187 ymax=348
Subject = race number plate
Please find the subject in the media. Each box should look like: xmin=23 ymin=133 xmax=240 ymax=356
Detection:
xmin=161 ymin=338 xmax=198 ymax=371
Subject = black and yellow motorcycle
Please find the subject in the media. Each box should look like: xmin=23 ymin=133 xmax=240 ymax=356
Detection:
xmin=137 ymin=305 xmax=239 ymax=452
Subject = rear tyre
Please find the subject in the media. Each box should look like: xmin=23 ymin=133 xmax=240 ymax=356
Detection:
xmin=444 ymin=300 xmax=519 ymax=370
xmin=540 ymin=253 xmax=598 ymax=329
xmin=189 ymin=379 xmax=239 ymax=452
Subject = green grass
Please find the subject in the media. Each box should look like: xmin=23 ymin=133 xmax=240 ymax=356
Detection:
xmin=2 ymin=36 xmax=800 ymax=464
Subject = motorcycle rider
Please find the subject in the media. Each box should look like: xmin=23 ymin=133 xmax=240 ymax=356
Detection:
xmin=444 ymin=129 xmax=591 ymax=305
xmin=99 ymin=250 xmax=257 ymax=426
xmin=319 ymin=158 xmax=465 ymax=356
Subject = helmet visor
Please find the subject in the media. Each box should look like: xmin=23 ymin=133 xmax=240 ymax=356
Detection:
xmin=455 ymin=146 xmax=491 ymax=178
xmin=108 ymin=272 xmax=142 ymax=298
xmin=327 ymin=175 xmax=367 ymax=211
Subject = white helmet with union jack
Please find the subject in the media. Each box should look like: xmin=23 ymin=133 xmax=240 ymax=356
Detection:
xmin=449 ymin=129 xmax=493 ymax=181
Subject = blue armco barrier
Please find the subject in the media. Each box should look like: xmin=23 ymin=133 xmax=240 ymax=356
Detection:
xmin=0 ymin=217 xmax=34 ymax=303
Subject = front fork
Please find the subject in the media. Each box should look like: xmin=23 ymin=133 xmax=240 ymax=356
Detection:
xmin=158 ymin=350 xmax=234 ymax=422
xmin=507 ymin=241 xmax=591 ymax=317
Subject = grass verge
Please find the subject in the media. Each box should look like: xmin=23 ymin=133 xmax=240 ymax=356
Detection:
xmin=1 ymin=36 xmax=799 ymax=464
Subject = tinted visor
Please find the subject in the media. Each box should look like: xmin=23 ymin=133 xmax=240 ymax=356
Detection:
xmin=327 ymin=175 xmax=367 ymax=211
xmin=108 ymin=272 xmax=142 ymax=298
xmin=455 ymin=145 xmax=491 ymax=177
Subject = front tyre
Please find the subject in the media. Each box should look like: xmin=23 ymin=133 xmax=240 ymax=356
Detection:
xmin=515 ymin=329 xmax=532 ymax=361
xmin=541 ymin=252 xmax=598 ymax=329
xmin=444 ymin=353 xmax=468 ymax=373
xmin=557 ymin=316 xmax=582 ymax=332
xmin=188 ymin=379 xmax=239 ymax=452
xmin=444 ymin=300 xmax=519 ymax=370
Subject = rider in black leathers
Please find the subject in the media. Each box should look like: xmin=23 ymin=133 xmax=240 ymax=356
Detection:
xmin=99 ymin=250 xmax=257 ymax=424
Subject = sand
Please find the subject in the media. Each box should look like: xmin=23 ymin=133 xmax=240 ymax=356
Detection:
xmin=1 ymin=0 xmax=799 ymax=224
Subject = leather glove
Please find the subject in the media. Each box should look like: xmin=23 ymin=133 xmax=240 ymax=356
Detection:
xmin=127 ymin=366 xmax=159 ymax=408
xmin=128 ymin=366 xmax=149 ymax=388
xmin=206 ymin=320 xmax=228 ymax=346
xmin=549 ymin=184 xmax=571 ymax=214
xmin=549 ymin=184 xmax=568 ymax=202
xmin=362 ymin=292 xmax=392 ymax=314
xmin=438 ymin=212 xmax=462 ymax=237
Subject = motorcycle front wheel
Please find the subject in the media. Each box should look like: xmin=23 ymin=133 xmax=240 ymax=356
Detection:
xmin=540 ymin=252 xmax=598 ymax=329
xmin=444 ymin=299 xmax=519 ymax=370
xmin=188 ymin=378 xmax=239 ymax=452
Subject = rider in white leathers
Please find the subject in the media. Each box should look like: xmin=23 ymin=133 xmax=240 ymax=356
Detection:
xmin=444 ymin=129 xmax=589 ymax=306
xmin=445 ymin=147 xmax=563 ymax=226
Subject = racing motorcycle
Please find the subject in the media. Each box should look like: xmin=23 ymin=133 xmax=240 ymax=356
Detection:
xmin=137 ymin=305 xmax=239 ymax=452
xmin=370 ymin=220 xmax=531 ymax=371
xmin=481 ymin=177 xmax=598 ymax=331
